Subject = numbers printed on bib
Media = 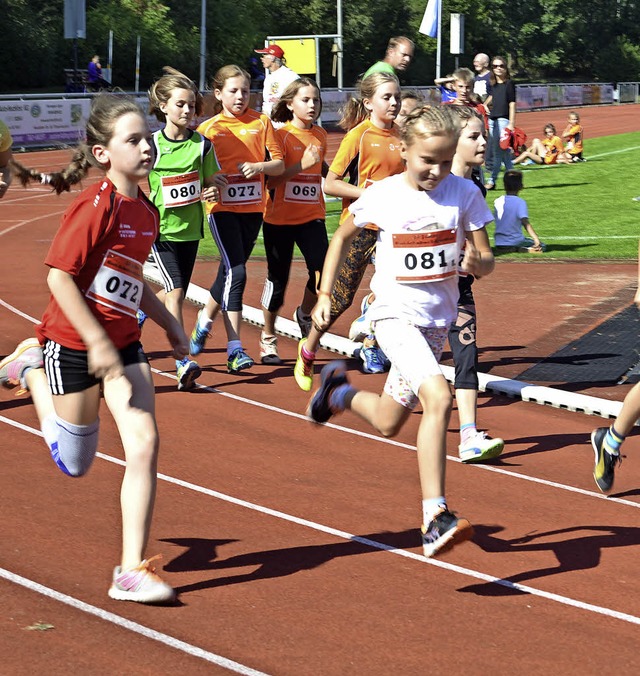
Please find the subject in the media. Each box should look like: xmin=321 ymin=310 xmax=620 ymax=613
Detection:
xmin=392 ymin=228 xmax=461 ymax=283
xmin=86 ymin=250 xmax=144 ymax=317
xmin=161 ymin=171 xmax=201 ymax=207
xmin=220 ymin=174 xmax=262 ymax=205
xmin=284 ymin=174 xmax=321 ymax=203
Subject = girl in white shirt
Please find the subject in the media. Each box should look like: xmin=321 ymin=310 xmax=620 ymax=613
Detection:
xmin=307 ymin=105 xmax=496 ymax=558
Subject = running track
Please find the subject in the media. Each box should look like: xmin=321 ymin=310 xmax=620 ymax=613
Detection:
xmin=1 ymin=104 xmax=639 ymax=674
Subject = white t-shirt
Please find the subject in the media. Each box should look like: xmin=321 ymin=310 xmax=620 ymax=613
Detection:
xmin=493 ymin=194 xmax=528 ymax=246
xmin=262 ymin=66 xmax=299 ymax=117
xmin=348 ymin=172 xmax=492 ymax=328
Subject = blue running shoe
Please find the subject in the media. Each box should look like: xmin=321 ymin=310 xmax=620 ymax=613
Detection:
xmin=227 ymin=348 xmax=254 ymax=374
xmin=190 ymin=310 xmax=211 ymax=356
xmin=136 ymin=309 xmax=147 ymax=330
xmin=359 ymin=344 xmax=385 ymax=374
xmin=176 ymin=358 xmax=202 ymax=391
xmin=307 ymin=361 xmax=348 ymax=423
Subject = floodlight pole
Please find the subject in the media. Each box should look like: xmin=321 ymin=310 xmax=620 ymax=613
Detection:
xmin=337 ymin=0 xmax=343 ymax=89
xmin=199 ymin=0 xmax=206 ymax=91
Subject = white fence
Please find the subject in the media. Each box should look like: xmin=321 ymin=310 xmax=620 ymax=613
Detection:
xmin=1 ymin=81 xmax=638 ymax=147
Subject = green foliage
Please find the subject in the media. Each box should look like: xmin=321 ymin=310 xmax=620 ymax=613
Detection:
xmin=1 ymin=0 xmax=640 ymax=91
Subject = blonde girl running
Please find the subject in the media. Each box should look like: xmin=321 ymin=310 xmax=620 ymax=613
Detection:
xmin=259 ymin=77 xmax=328 ymax=364
xmin=294 ymin=72 xmax=404 ymax=390
xmin=3 ymin=95 xmax=188 ymax=602
xmin=307 ymin=105 xmax=496 ymax=558
xmin=190 ymin=65 xmax=284 ymax=373
xmin=146 ymin=66 xmax=220 ymax=390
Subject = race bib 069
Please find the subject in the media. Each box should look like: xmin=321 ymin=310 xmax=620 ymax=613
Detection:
xmin=86 ymin=250 xmax=144 ymax=317
xmin=284 ymin=174 xmax=321 ymax=203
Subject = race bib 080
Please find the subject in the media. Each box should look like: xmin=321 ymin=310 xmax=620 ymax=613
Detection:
xmin=220 ymin=174 xmax=262 ymax=205
xmin=161 ymin=171 xmax=201 ymax=207
xmin=86 ymin=250 xmax=144 ymax=317
xmin=391 ymin=228 xmax=461 ymax=283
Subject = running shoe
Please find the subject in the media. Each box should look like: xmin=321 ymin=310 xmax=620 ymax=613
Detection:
xmin=260 ymin=333 xmax=283 ymax=365
xmin=458 ymin=432 xmax=504 ymax=463
xmin=227 ymin=348 xmax=254 ymax=374
xmin=294 ymin=338 xmax=314 ymax=391
xmin=592 ymin=427 xmax=622 ymax=493
xmin=359 ymin=344 xmax=386 ymax=374
xmin=136 ymin=309 xmax=147 ymax=330
xmin=307 ymin=360 xmax=348 ymax=424
xmin=293 ymin=306 xmax=312 ymax=339
xmin=108 ymin=555 xmax=175 ymax=604
xmin=0 ymin=338 xmax=44 ymax=391
xmin=348 ymin=293 xmax=373 ymax=342
xmin=176 ymin=358 xmax=201 ymax=391
xmin=421 ymin=508 xmax=474 ymax=558
xmin=189 ymin=310 xmax=211 ymax=356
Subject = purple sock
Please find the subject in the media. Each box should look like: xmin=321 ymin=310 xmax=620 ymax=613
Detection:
xmin=330 ymin=383 xmax=357 ymax=411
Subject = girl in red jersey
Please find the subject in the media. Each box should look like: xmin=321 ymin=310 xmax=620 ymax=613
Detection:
xmin=293 ymin=72 xmax=404 ymax=390
xmin=259 ymin=77 xmax=328 ymax=365
xmin=3 ymin=95 xmax=188 ymax=604
xmin=189 ymin=65 xmax=284 ymax=373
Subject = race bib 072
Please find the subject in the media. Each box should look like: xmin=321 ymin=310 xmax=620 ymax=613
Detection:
xmin=86 ymin=250 xmax=144 ymax=317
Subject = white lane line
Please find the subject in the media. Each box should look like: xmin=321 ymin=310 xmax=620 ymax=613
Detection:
xmin=0 ymin=567 xmax=269 ymax=676
xmin=0 ymin=208 xmax=66 ymax=238
xmin=1 ymin=413 xmax=640 ymax=628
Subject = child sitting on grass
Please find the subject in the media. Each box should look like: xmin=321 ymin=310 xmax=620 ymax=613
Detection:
xmin=493 ymin=170 xmax=545 ymax=253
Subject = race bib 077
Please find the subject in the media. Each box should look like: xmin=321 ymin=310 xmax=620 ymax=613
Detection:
xmin=86 ymin=250 xmax=144 ymax=317
xmin=391 ymin=228 xmax=461 ymax=283
xmin=220 ymin=174 xmax=262 ymax=205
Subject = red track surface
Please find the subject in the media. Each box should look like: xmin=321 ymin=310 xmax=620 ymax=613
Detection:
xmin=1 ymin=104 xmax=639 ymax=674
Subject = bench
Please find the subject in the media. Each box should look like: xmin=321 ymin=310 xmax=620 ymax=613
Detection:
xmin=64 ymin=68 xmax=90 ymax=93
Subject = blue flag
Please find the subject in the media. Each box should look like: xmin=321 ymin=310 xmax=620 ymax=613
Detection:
xmin=419 ymin=0 xmax=440 ymax=39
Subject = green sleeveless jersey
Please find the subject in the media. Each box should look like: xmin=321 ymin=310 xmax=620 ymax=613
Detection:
xmin=149 ymin=129 xmax=219 ymax=241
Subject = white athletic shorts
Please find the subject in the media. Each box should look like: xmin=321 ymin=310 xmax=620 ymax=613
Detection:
xmin=373 ymin=318 xmax=449 ymax=410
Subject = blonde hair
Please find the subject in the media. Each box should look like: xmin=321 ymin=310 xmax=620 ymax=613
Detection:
xmin=401 ymin=105 xmax=460 ymax=146
xmin=271 ymin=77 xmax=322 ymax=123
xmin=210 ymin=64 xmax=251 ymax=115
xmin=452 ymin=67 xmax=475 ymax=85
xmin=446 ymin=104 xmax=483 ymax=128
xmin=338 ymin=72 xmax=400 ymax=131
xmin=148 ymin=66 xmax=203 ymax=122
xmin=11 ymin=94 xmax=144 ymax=194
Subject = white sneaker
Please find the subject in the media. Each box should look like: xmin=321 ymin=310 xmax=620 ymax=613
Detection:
xmin=260 ymin=333 xmax=283 ymax=365
xmin=108 ymin=556 xmax=175 ymax=604
xmin=458 ymin=431 xmax=504 ymax=463
xmin=348 ymin=293 xmax=374 ymax=341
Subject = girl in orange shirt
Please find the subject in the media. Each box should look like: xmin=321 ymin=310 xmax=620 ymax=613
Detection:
xmin=514 ymin=123 xmax=572 ymax=165
xmin=190 ymin=65 xmax=284 ymax=373
xmin=294 ymin=72 xmax=404 ymax=390
xmin=259 ymin=77 xmax=329 ymax=365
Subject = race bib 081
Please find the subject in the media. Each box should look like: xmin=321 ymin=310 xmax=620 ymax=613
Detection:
xmin=391 ymin=228 xmax=461 ymax=283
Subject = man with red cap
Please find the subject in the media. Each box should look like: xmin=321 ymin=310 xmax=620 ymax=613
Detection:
xmin=255 ymin=44 xmax=299 ymax=118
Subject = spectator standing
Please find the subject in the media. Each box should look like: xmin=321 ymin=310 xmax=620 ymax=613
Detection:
xmin=484 ymin=56 xmax=516 ymax=190
xmin=0 ymin=118 xmax=13 ymax=199
xmin=87 ymin=55 xmax=110 ymax=90
xmin=255 ymin=45 xmax=299 ymax=118
xmin=472 ymin=53 xmax=492 ymax=102
xmin=363 ymin=36 xmax=414 ymax=79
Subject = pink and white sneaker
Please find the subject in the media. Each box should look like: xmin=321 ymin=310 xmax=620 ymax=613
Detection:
xmin=0 ymin=338 xmax=44 ymax=392
xmin=108 ymin=555 xmax=175 ymax=604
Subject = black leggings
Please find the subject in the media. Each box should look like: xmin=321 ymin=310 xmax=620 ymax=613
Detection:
xmin=261 ymin=219 xmax=328 ymax=312
xmin=448 ymin=274 xmax=479 ymax=390
xmin=207 ymin=211 xmax=262 ymax=312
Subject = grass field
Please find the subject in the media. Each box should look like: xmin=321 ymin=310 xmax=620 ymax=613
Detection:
xmin=198 ymin=131 xmax=640 ymax=261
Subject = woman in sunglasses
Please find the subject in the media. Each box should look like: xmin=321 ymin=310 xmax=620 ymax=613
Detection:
xmin=484 ymin=57 xmax=516 ymax=190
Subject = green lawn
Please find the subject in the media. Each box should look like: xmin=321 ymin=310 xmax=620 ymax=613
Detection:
xmin=198 ymin=131 xmax=640 ymax=261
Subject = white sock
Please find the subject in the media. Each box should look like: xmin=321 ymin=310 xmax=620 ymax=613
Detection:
xmin=198 ymin=313 xmax=213 ymax=331
xmin=422 ymin=497 xmax=446 ymax=524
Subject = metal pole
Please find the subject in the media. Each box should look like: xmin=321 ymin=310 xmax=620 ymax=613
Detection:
xmin=337 ymin=0 xmax=343 ymax=89
xmin=436 ymin=3 xmax=442 ymax=79
xmin=135 ymin=35 xmax=140 ymax=92
xmin=199 ymin=0 xmax=206 ymax=91
xmin=106 ymin=30 xmax=113 ymax=84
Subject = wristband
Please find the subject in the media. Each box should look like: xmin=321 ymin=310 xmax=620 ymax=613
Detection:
xmin=317 ymin=290 xmax=331 ymax=298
